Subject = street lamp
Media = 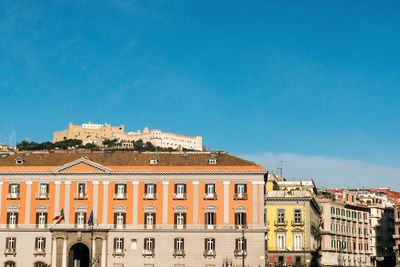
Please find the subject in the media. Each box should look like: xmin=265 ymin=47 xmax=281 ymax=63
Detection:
xmin=238 ymin=225 xmax=247 ymax=267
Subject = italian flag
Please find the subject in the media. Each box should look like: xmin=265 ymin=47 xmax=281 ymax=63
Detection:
xmin=53 ymin=209 xmax=64 ymax=224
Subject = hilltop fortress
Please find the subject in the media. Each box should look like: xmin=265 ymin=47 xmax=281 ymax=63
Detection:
xmin=53 ymin=122 xmax=203 ymax=151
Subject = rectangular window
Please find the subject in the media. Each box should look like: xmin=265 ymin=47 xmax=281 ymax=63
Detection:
xmin=75 ymin=183 xmax=87 ymax=199
xmin=7 ymin=212 xmax=18 ymax=228
xmin=131 ymin=239 xmax=137 ymax=250
xmin=144 ymin=184 xmax=157 ymax=200
xmin=8 ymin=184 xmax=20 ymax=199
xmin=205 ymin=238 xmax=215 ymax=251
xmin=276 ymin=233 xmax=286 ymax=250
xmin=234 ymin=184 xmax=247 ymax=200
xmin=145 ymin=213 xmax=155 ymax=229
xmin=144 ymin=238 xmax=155 ymax=250
xmin=114 ymin=212 xmax=126 ymax=229
xmin=277 ymin=209 xmax=286 ymax=225
xmin=293 ymin=233 xmax=302 ymax=251
xmin=175 ymin=213 xmax=186 ymax=229
xmin=293 ymin=209 xmax=302 ymax=225
xmin=114 ymin=184 xmax=127 ymax=199
xmin=235 ymin=212 xmax=247 ymax=227
xmin=174 ymin=238 xmax=184 ymax=251
xmin=204 ymin=184 xmax=217 ymax=200
xmin=35 ymin=237 xmax=46 ymax=252
xmin=205 ymin=212 xmax=216 ymax=229
xmin=75 ymin=212 xmax=86 ymax=228
xmin=36 ymin=212 xmax=48 ymax=228
xmin=5 ymin=237 xmax=16 ymax=253
xmin=38 ymin=183 xmax=49 ymax=199
xmin=114 ymin=238 xmax=124 ymax=253
xmin=174 ymin=184 xmax=186 ymax=200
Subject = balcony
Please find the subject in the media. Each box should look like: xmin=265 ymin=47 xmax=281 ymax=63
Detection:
xmin=203 ymin=193 xmax=218 ymax=200
xmin=143 ymin=193 xmax=157 ymax=200
xmin=203 ymin=249 xmax=216 ymax=258
xmin=35 ymin=193 xmax=49 ymax=200
xmin=274 ymin=220 xmax=288 ymax=227
xmin=74 ymin=192 xmax=88 ymax=200
xmin=173 ymin=193 xmax=187 ymax=200
xmin=173 ymin=249 xmax=185 ymax=257
xmin=234 ymin=249 xmax=247 ymax=258
xmin=4 ymin=248 xmax=16 ymax=256
xmin=113 ymin=193 xmax=128 ymax=200
xmin=112 ymin=249 xmax=124 ymax=257
xmin=291 ymin=220 xmax=305 ymax=227
xmin=33 ymin=249 xmax=46 ymax=256
xmin=7 ymin=193 xmax=20 ymax=200
xmin=233 ymin=193 xmax=248 ymax=200
xmin=142 ymin=249 xmax=155 ymax=257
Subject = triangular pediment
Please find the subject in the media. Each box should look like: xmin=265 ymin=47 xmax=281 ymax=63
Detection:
xmin=52 ymin=157 xmax=111 ymax=173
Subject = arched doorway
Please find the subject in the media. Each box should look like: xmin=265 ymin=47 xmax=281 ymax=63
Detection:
xmin=69 ymin=243 xmax=90 ymax=267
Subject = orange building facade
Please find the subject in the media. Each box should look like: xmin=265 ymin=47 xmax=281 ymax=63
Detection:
xmin=0 ymin=151 xmax=266 ymax=267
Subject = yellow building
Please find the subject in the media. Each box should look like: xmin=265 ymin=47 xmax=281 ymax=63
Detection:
xmin=265 ymin=175 xmax=322 ymax=267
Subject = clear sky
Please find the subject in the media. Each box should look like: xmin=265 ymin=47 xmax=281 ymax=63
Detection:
xmin=1 ymin=1 xmax=399 ymax=189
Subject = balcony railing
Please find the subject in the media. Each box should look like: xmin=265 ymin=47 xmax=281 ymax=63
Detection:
xmin=142 ymin=249 xmax=155 ymax=257
xmin=143 ymin=193 xmax=157 ymax=200
xmin=113 ymin=193 xmax=128 ymax=200
xmin=291 ymin=220 xmax=305 ymax=227
xmin=233 ymin=193 xmax=248 ymax=200
xmin=4 ymin=248 xmax=16 ymax=256
xmin=36 ymin=193 xmax=49 ymax=200
xmin=203 ymin=193 xmax=217 ymax=200
xmin=7 ymin=193 xmax=20 ymax=200
xmin=173 ymin=249 xmax=185 ymax=257
xmin=274 ymin=220 xmax=288 ymax=227
xmin=173 ymin=193 xmax=187 ymax=200
xmin=34 ymin=248 xmax=46 ymax=256
xmin=203 ymin=249 xmax=216 ymax=258
xmin=74 ymin=192 xmax=88 ymax=200
xmin=112 ymin=249 xmax=124 ymax=257
xmin=234 ymin=249 xmax=247 ymax=258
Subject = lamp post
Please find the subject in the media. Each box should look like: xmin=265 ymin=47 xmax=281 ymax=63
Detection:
xmin=238 ymin=225 xmax=247 ymax=267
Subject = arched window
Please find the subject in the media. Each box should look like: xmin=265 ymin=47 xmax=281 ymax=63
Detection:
xmin=331 ymin=207 xmax=335 ymax=215
xmin=4 ymin=262 xmax=15 ymax=267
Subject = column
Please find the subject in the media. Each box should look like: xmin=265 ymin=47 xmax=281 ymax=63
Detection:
xmin=62 ymin=238 xmax=67 ymax=267
xmin=223 ymin=181 xmax=230 ymax=224
xmin=102 ymin=181 xmax=109 ymax=225
xmin=54 ymin=181 xmax=61 ymax=216
xmin=51 ymin=238 xmax=57 ymax=267
xmin=0 ymin=182 xmax=3 ymax=222
xmin=25 ymin=181 xmax=32 ymax=224
xmin=252 ymin=181 xmax=258 ymax=225
xmin=162 ymin=181 xmax=169 ymax=225
xmin=132 ymin=182 xmax=139 ymax=226
xmin=101 ymin=238 xmax=106 ymax=267
xmin=259 ymin=182 xmax=265 ymax=226
xmin=93 ymin=181 xmax=99 ymax=222
xmin=64 ymin=181 xmax=71 ymax=224
xmin=192 ymin=181 xmax=199 ymax=224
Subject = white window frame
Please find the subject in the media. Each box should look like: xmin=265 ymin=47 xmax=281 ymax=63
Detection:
xmin=176 ymin=238 xmax=184 ymax=250
xmin=9 ymin=212 xmax=17 ymax=228
xmin=237 ymin=184 xmax=245 ymax=194
xmin=146 ymin=213 xmax=154 ymax=228
xmin=77 ymin=212 xmax=85 ymax=228
xmin=206 ymin=238 xmax=214 ymax=251
xmin=116 ymin=212 xmax=124 ymax=229
xmin=115 ymin=238 xmax=123 ymax=253
xmin=277 ymin=233 xmax=286 ymax=251
xmin=206 ymin=184 xmax=215 ymax=194
xmin=37 ymin=237 xmax=45 ymax=250
xmin=293 ymin=233 xmax=302 ymax=251
xmin=176 ymin=184 xmax=185 ymax=195
xmin=38 ymin=212 xmax=46 ymax=228
xmin=117 ymin=184 xmax=125 ymax=196
xmin=7 ymin=238 xmax=15 ymax=249
xmin=145 ymin=238 xmax=154 ymax=250
xmin=176 ymin=213 xmax=185 ymax=229
xmin=39 ymin=184 xmax=47 ymax=194
xmin=147 ymin=184 xmax=154 ymax=195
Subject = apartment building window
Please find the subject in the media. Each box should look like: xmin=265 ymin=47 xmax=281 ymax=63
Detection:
xmin=174 ymin=212 xmax=186 ymax=229
xmin=346 ymin=211 xmax=351 ymax=218
xmin=331 ymin=207 xmax=335 ymax=215
xmin=359 ymin=243 xmax=363 ymax=250
xmin=114 ymin=184 xmax=127 ymax=200
xmin=174 ymin=238 xmax=185 ymax=256
xmin=114 ymin=212 xmax=126 ymax=229
xmin=365 ymin=244 xmax=368 ymax=251
xmin=293 ymin=209 xmax=302 ymax=225
xmin=34 ymin=237 xmax=46 ymax=254
xmin=113 ymin=238 xmax=124 ymax=254
xmin=7 ymin=212 xmax=18 ymax=228
xmin=276 ymin=233 xmax=286 ymax=250
xmin=234 ymin=184 xmax=248 ymax=200
xmin=204 ymin=184 xmax=217 ymax=200
xmin=8 ymin=184 xmax=20 ymax=199
xmin=145 ymin=212 xmax=156 ymax=229
xmin=331 ymin=240 xmax=336 ymax=249
xmin=341 ymin=209 xmax=345 ymax=217
xmin=358 ymin=227 xmax=362 ymax=235
xmin=174 ymin=184 xmax=187 ymax=200
xmin=205 ymin=212 xmax=216 ymax=229
xmin=353 ymin=242 xmax=356 ymax=250
xmin=276 ymin=209 xmax=286 ymax=226
xmin=235 ymin=212 xmax=247 ymax=227
xmin=143 ymin=238 xmax=155 ymax=256
xmin=336 ymin=208 xmax=340 ymax=215
xmin=36 ymin=212 xmax=48 ymax=228
xmin=37 ymin=183 xmax=49 ymax=199
xmin=293 ymin=233 xmax=302 ymax=251
xmin=5 ymin=238 xmax=16 ymax=254
xmin=75 ymin=183 xmax=87 ymax=199
xmin=364 ymin=228 xmax=367 ymax=236
xmin=205 ymin=238 xmax=215 ymax=251
xmin=144 ymin=184 xmax=157 ymax=200
xmin=235 ymin=238 xmax=247 ymax=256
xmin=75 ymin=212 xmax=86 ymax=228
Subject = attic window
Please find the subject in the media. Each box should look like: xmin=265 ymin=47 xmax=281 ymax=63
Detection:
xmin=16 ymin=157 xmax=24 ymax=164
xmin=208 ymin=158 xmax=217 ymax=165
xmin=154 ymin=152 xmax=160 ymax=157
xmin=24 ymin=152 xmax=32 ymax=157
xmin=149 ymin=158 xmax=158 ymax=165
xmin=104 ymin=151 xmax=113 ymax=156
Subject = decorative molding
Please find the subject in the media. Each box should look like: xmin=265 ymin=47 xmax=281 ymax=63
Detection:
xmin=102 ymin=181 xmax=110 ymax=185
xmin=35 ymin=204 xmax=50 ymax=212
xmin=173 ymin=205 xmax=188 ymax=213
xmin=162 ymin=181 xmax=169 ymax=185
xmin=64 ymin=181 xmax=71 ymax=185
xmin=54 ymin=181 xmax=62 ymax=185
xmin=291 ymin=228 xmax=304 ymax=233
xmin=52 ymin=157 xmax=112 ymax=173
xmin=113 ymin=205 xmax=127 ymax=213
xmin=203 ymin=205 xmax=218 ymax=213
xmin=233 ymin=205 xmax=248 ymax=213
xmin=274 ymin=228 xmax=288 ymax=233
xmin=6 ymin=204 xmax=21 ymax=212
xmin=132 ymin=181 xmax=139 ymax=185
xmin=143 ymin=204 xmax=157 ymax=213
xmin=25 ymin=181 xmax=32 ymax=185
xmin=92 ymin=181 xmax=99 ymax=185
xmin=192 ymin=181 xmax=199 ymax=185
xmin=223 ymin=181 xmax=230 ymax=185
xmin=73 ymin=204 xmax=89 ymax=212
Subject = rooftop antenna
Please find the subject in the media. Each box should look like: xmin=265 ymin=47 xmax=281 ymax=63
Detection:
xmin=276 ymin=160 xmax=283 ymax=177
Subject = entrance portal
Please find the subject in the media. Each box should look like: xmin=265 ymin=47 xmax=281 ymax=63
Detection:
xmin=69 ymin=243 xmax=90 ymax=267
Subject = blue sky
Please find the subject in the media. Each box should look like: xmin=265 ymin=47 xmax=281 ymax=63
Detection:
xmin=1 ymin=1 xmax=399 ymax=189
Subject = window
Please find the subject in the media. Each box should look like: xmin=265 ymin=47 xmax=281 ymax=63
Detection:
xmin=235 ymin=212 xmax=247 ymax=227
xmin=149 ymin=158 xmax=158 ymax=165
xmin=8 ymin=184 xmax=20 ymax=199
xmin=75 ymin=183 xmax=87 ymax=199
xmin=175 ymin=213 xmax=186 ymax=229
xmin=331 ymin=240 xmax=336 ymax=249
xmin=174 ymin=184 xmax=186 ymax=200
xmin=331 ymin=207 xmax=335 ymax=215
xmin=276 ymin=233 xmax=285 ymax=250
xmin=359 ymin=243 xmax=363 ymax=250
xmin=114 ymin=212 xmax=126 ymax=229
xmin=7 ymin=212 xmax=18 ymax=228
xmin=35 ymin=237 xmax=46 ymax=253
xmin=38 ymin=184 xmax=49 ymax=199
xmin=205 ymin=212 xmax=216 ymax=229
xmin=293 ymin=233 xmax=302 ymax=251
xmin=208 ymin=158 xmax=216 ymax=165
xmin=346 ymin=211 xmax=350 ymax=218
xmin=5 ymin=238 xmax=16 ymax=255
xmin=174 ymin=238 xmax=185 ymax=256
xmin=365 ymin=244 xmax=368 ymax=251
xmin=144 ymin=238 xmax=155 ymax=250
xmin=204 ymin=184 xmax=217 ymax=200
xmin=235 ymin=238 xmax=247 ymax=255
xmin=145 ymin=212 xmax=155 ymax=228
xmin=131 ymin=239 xmax=137 ymax=250
xmin=276 ymin=209 xmax=286 ymax=225
xmin=336 ymin=208 xmax=340 ymax=215
xmin=114 ymin=184 xmax=127 ymax=199
xmin=75 ymin=212 xmax=86 ymax=228
xmin=36 ymin=212 xmax=48 ymax=228
xmin=205 ymin=238 xmax=215 ymax=251
xmin=293 ymin=209 xmax=302 ymax=225
xmin=114 ymin=238 xmax=124 ymax=254
xmin=234 ymin=184 xmax=247 ymax=200
xmin=341 ymin=209 xmax=345 ymax=217
xmin=144 ymin=184 xmax=157 ymax=200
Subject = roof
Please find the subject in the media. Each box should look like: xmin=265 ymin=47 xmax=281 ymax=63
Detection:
xmin=0 ymin=151 xmax=263 ymax=171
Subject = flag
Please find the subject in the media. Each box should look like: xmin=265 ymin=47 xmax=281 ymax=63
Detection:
xmin=88 ymin=210 xmax=93 ymax=225
xmin=53 ymin=209 xmax=64 ymax=224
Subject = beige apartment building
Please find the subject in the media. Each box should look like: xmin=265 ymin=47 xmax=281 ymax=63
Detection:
xmin=0 ymin=151 xmax=265 ymax=267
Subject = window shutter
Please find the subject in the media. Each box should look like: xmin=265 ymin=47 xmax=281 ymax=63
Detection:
xmin=183 ymin=184 xmax=187 ymax=193
xmin=213 ymin=213 xmax=216 ymax=225
xmin=244 ymin=213 xmax=247 ymax=225
xmin=84 ymin=213 xmax=87 ymax=225
xmin=174 ymin=183 xmax=177 ymax=194
xmin=153 ymin=213 xmax=156 ymax=225
xmin=144 ymin=238 xmax=146 ymax=249
xmin=154 ymin=184 xmax=157 ymax=194
xmin=174 ymin=238 xmax=177 ymax=249
xmin=244 ymin=238 xmax=247 ymax=250
xmin=183 ymin=213 xmax=186 ymax=225
xmin=75 ymin=213 xmax=78 ymax=224
xmin=244 ymin=184 xmax=247 ymax=193
xmin=124 ymin=184 xmax=127 ymax=194
xmin=205 ymin=183 xmax=208 ymax=193
xmin=14 ymin=238 xmax=16 ymax=248
xmin=8 ymin=183 xmax=11 ymax=193
xmin=235 ymin=213 xmax=238 ymax=225
xmin=45 ymin=213 xmax=48 ymax=224
xmin=122 ymin=238 xmax=124 ymax=250
xmin=234 ymin=184 xmax=238 ymax=194
xmin=43 ymin=238 xmax=46 ymax=249
xmin=235 ymin=238 xmax=238 ymax=250
xmin=5 ymin=238 xmax=9 ymax=248
xmin=174 ymin=213 xmax=177 ymax=225
xmin=144 ymin=184 xmax=148 ymax=194
xmin=113 ymin=238 xmax=116 ymax=250
xmin=35 ymin=238 xmax=38 ymax=249
xmin=152 ymin=238 xmax=155 ymax=249
xmin=114 ymin=213 xmax=117 ymax=225
xmin=182 ymin=238 xmax=184 ymax=249
xmin=123 ymin=213 xmax=126 ymax=225
xmin=17 ymin=184 xmax=20 ymax=194
xmin=15 ymin=213 xmax=18 ymax=224
xmin=115 ymin=184 xmax=118 ymax=194
xmin=213 ymin=238 xmax=215 ymax=249
xmin=46 ymin=184 xmax=49 ymax=193
xmin=7 ymin=212 xmax=10 ymax=224
xmin=204 ymin=212 xmax=207 ymax=225
xmin=36 ymin=213 xmax=39 ymax=225
xmin=204 ymin=238 xmax=207 ymax=250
